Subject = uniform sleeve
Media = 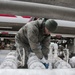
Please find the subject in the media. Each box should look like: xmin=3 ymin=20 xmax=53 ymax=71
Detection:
xmin=41 ymin=36 xmax=51 ymax=59
xmin=27 ymin=25 xmax=43 ymax=59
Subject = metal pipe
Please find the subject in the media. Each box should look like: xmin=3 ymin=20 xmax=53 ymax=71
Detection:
xmin=0 ymin=1 xmax=75 ymax=21
xmin=16 ymin=0 xmax=75 ymax=7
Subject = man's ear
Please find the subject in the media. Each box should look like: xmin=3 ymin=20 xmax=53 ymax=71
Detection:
xmin=43 ymin=18 xmax=48 ymax=22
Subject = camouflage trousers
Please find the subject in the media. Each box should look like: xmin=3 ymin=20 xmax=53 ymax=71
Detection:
xmin=15 ymin=37 xmax=30 ymax=68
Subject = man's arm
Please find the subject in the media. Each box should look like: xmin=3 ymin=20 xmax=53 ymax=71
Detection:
xmin=41 ymin=36 xmax=51 ymax=59
xmin=27 ymin=25 xmax=43 ymax=59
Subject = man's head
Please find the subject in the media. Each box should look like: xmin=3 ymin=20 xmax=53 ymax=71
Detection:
xmin=44 ymin=19 xmax=58 ymax=34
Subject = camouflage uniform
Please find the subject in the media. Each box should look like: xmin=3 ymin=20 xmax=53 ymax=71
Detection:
xmin=15 ymin=20 xmax=51 ymax=67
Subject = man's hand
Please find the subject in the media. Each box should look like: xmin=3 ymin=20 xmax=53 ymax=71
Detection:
xmin=40 ymin=57 xmax=49 ymax=69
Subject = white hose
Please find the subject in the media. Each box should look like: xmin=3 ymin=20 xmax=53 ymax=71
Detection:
xmin=27 ymin=53 xmax=45 ymax=69
xmin=54 ymin=57 xmax=71 ymax=69
xmin=69 ymin=56 xmax=75 ymax=68
xmin=0 ymin=51 xmax=17 ymax=69
xmin=48 ymin=42 xmax=58 ymax=63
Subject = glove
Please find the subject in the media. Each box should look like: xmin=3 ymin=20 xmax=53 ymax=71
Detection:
xmin=40 ymin=57 xmax=49 ymax=69
xmin=43 ymin=63 xmax=49 ymax=69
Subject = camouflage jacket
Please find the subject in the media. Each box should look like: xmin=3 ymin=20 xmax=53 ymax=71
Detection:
xmin=15 ymin=20 xmax=51 ymax=59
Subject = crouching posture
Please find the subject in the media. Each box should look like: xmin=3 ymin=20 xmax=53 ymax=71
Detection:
xmin=15 ymin=18 xmax=58 ymax=68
